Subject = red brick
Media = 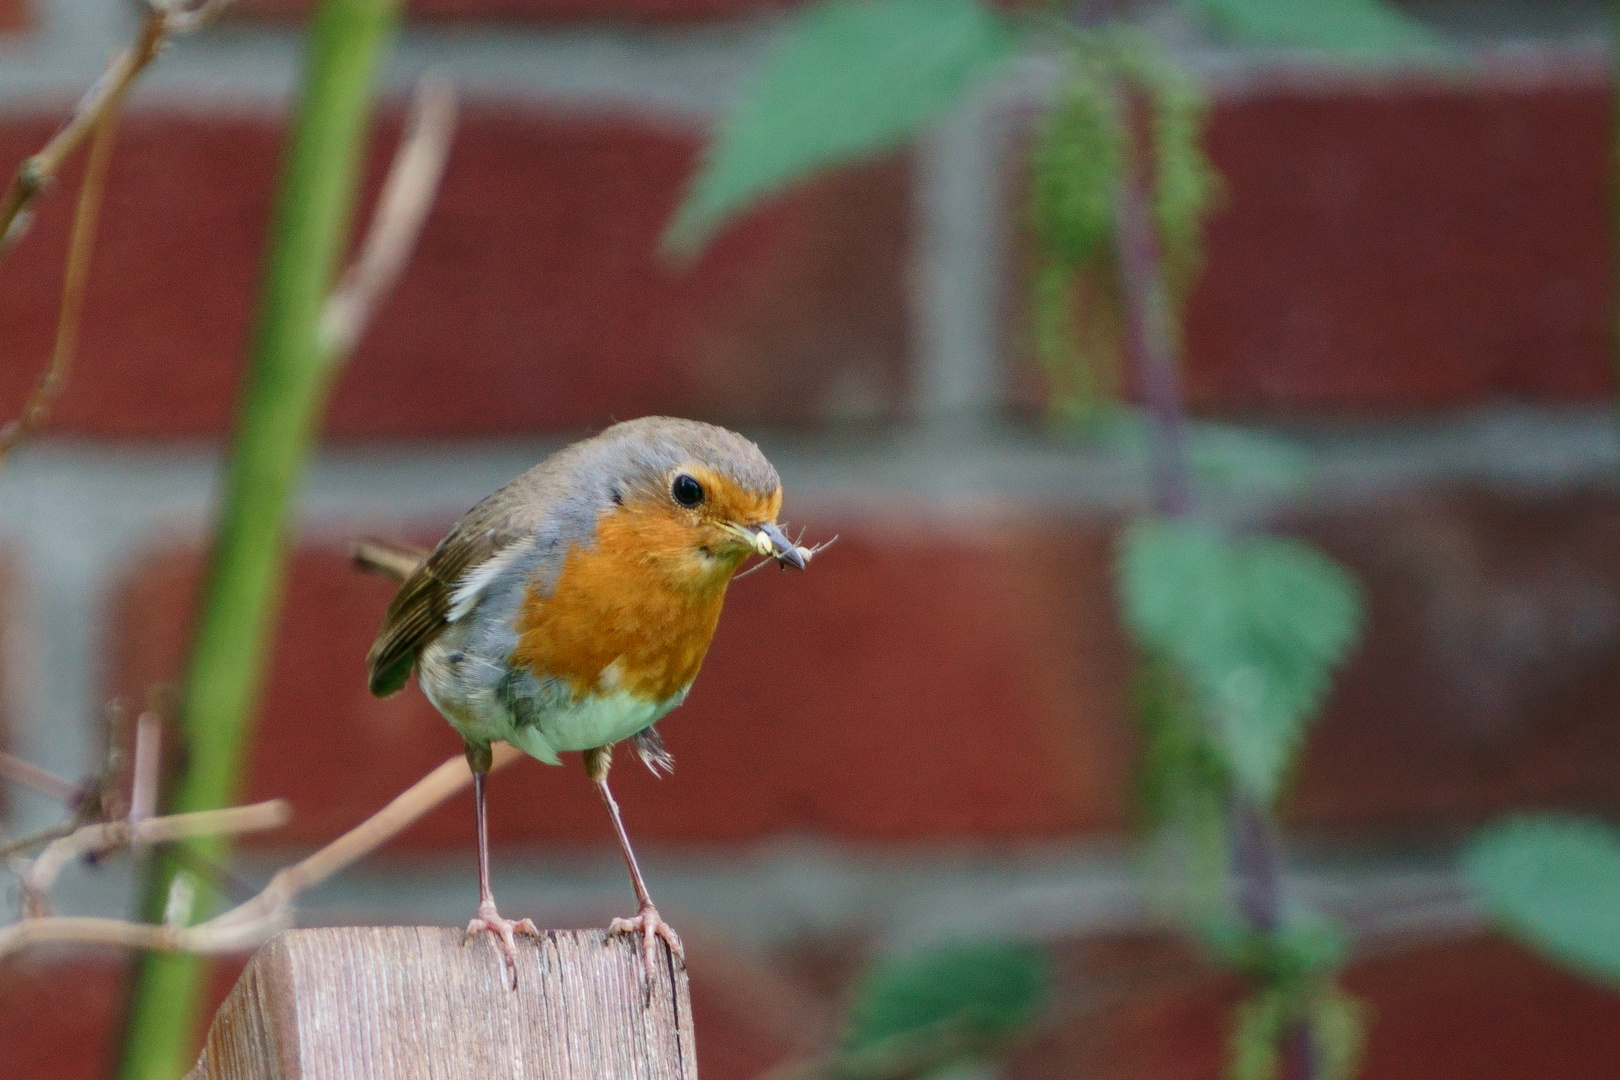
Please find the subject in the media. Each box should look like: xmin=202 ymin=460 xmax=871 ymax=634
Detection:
xmin=0 ymin=953 xmax=245 ymax=1080
xmin=106 ymin=484 xmax=1620 ymax=845
xmin=0 ymin=0 xmax=28 ymax=32
xmin=1285 ymin=487 xmax=1620 ymax=833
xmin=0 ymin=108 xmax=910 ymax=439
xmin=0 ymin=955 xmax=124 ymax=1080
xmin=1010 ymin=935 xmax=1620 ymax=1080
xmin=1013 ymin=80 xmax=1613 ymax=414
xmin=232 ymin=0 xmax=794 ymax=22
xmin=108 ymin=508 xmax=1132 ymax=849
xmin=1186 ymin=81 xmax=1611 ymax=412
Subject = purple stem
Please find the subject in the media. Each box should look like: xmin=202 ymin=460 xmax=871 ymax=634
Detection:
xmin=1228 ymin=793 xmax=1281 ymax=933
xmin=1110 ymin=88 xmax=1313 ymax=1080
xmin=1109 ymin=110 xmax=1191 ymax=518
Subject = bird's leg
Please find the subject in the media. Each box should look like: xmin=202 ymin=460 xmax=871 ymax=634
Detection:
xmin=586 ymin=745 xmax=685 ymax=994
xmin=461 ymin=741 xmax=538 ymax=988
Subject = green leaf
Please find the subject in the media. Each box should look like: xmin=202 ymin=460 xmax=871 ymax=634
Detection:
xmin=842 ymin=942 xmax=1050 ymax=1067
xmin=1465 ymin=814 xmax=1620 ymax=988
xmin=1118 ymin=520 xmax=1363 ymax=803
xmin=664 ymin=0 xmax=1013 ymax=255
xmin=1188 ymin=0 xmax=1441 ymax=52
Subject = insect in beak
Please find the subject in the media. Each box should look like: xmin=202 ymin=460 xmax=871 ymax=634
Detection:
xmin=755 ymin=522 xmax=807 ymax=569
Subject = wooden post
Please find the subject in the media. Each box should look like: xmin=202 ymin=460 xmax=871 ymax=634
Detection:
xmin=184 ymin=927 xmax=697 ymax=1079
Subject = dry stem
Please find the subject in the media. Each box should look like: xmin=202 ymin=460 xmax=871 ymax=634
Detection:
xmin=0 ymin=751 xmax=82 ymax=805
xmin=22 ymin=801 xmax=290 ymax=900
xmin=0 ymin=744 xmax=521 ymax=959
xmin=0 ymin=106 xmax=123 ymax=466
xmin=320 ymin=77 xmax=458 ymax=359
xmin=0 ymin=0 xmax=238 ymax=255
xmin=0 ymin=0 xmax=245 ymax=471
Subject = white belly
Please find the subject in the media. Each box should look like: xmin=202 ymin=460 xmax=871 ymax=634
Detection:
xmin=535 ymin=688 xmax=678 ymax=754
xmin=419 ymin=632 xmax=689 ymax=765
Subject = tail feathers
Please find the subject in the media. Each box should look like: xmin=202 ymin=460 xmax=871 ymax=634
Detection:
xmin=368 ymin=654 xmax=415 ymax=698
xmin=357 ymin=537 xmax=432 ymax=697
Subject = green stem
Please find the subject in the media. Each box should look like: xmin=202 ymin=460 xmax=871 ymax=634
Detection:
xmin=116 ymin=0 xmax=400 ymax=1076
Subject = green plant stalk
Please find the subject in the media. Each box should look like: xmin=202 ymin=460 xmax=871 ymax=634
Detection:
xmin=116 ymin=0 xmax=400 ymax=1075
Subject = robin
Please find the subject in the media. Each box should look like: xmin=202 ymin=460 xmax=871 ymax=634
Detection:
xmin=365 ymin=416 xmax=814 ymax=989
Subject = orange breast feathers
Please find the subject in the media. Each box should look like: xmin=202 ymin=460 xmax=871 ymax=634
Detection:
xmin=508 ymin=499 xmax=743 ymax=703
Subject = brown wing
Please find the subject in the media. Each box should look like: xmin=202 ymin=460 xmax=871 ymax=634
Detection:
xmin=365 ymin=424 xmax=645 ymax=697
xmin=365 ymin=481 xmax=549 ymax=697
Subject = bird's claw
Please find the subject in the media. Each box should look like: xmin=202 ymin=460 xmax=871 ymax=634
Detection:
xmin=608 ymin=904 xmax=684 ymax=1005
xmin=465 ymin=902 xmax=540 ymax=990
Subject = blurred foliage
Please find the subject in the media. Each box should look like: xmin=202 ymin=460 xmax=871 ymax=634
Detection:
xmin=1204 ymin=915 xmax=1352 ymax=984
xmin=665 ymin=0 xmax=1431 ymax=1078
xmin=807 ymin=942 xmax=1051 ymax=1080
xmin=1029 ymin=31 xmax=1219 ymax=425
xmin=1118 ymin=518 xmax=1364 ymax=806
xmin=662 ymin=0 xmax=1013 ymax=255
xmin=1071 ymin=406 xmax=1314 ymax=498
xmin=1191 ymin=0 xmax=1440 ymax=52
xmin=1133 ymin=657 xmax=1232 ymax=924
xmin=1230 ymin=983 xmax=1366 ymax=1080
xmin=1465 ymin=814 xmax=1620 ymax=989
xmin=1215 ymin=915 xmax=1364 ymax=1080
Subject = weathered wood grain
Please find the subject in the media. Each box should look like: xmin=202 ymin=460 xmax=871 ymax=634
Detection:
xmin=184 ymin=927 xmax=696 ymax=1080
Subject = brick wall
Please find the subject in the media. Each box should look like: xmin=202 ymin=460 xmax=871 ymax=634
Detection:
xmin=2 ymin=0 xmax=1619 ymax=1076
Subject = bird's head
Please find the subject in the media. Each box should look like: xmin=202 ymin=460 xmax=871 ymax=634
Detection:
xmin=589 ymin=418 xmax=807 ymax=591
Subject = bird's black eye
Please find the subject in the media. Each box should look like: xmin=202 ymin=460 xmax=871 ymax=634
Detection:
xmin=672 ymin=473 xmax=705 ymax=508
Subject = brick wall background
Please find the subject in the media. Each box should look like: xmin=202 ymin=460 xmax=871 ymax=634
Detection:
xmin=3 ymin=0 xmax=1620 ymax=1076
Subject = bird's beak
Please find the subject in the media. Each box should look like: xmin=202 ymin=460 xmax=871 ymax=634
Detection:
xmin=756 ymin=521 xmax=806 ymax=569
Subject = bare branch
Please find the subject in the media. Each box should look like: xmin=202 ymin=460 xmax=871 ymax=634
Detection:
xmin=352 ymin=538 xmax=429 ymax=583
xmin=21 ymin=801 xmax=290 ymax=900
xmin=128 ymin=710 xmax=163 ymax=825
xmin=0 ymin=751 xmax=82 ymax=805
xmin=320 ymin=77 xmax=458 ymax=360
xmin=0 ymin=822 xmax=76 ymax=862
xmin=0 ymin=744 xmax=522 ymax=960
xmin=0 ymin=105 xmax=123 ymax=467
xmin=0 ymin=14 xmax=160 ymax=254
xmin=159 ymin=0 xmax=241 ymax=34
xmin=0 ymin=0 xmax=241 ymax=255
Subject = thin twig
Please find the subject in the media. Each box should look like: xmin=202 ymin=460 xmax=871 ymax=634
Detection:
xmin=0 ymin=0 xmax=240 ymax=256
xmin=0 ymin=14 xmax=160 ymax=254
xmin=21 ymin=801 xmax=289 ymax=900
xmin=0 ymin=104 xmax=123 ymax=466
xmin=320 ymin=77 xmax=458 ymax=359
xmin=128 ymin=710 xmax=163 ymax=826
xmin=0 ymin=821 xmax=75 ymax=861
xmin=0 ymin=751 xmax=82 ymax=805
xmin=0 ymin=0 xmax=245 ymax=470
xmin=0 ymin=744 xmax=522 ymax=959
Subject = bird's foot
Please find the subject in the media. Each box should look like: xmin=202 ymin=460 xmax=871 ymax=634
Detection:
xmin=464 ymin=901 xmax=540 ymax=989
xmin=608 ymin=904 xmax=685 ymax=1003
